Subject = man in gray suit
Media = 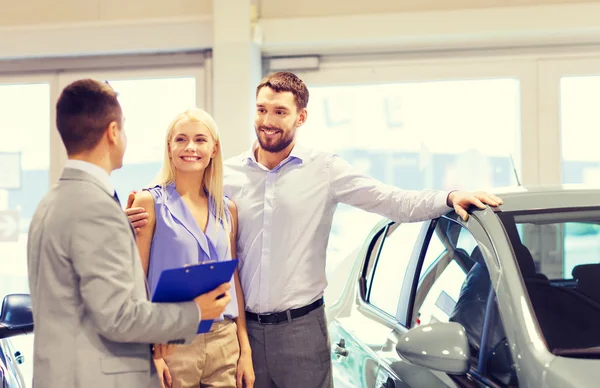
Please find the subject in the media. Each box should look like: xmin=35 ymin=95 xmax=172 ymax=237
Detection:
xmin=27 ymin=79 xmax=231 ymax=388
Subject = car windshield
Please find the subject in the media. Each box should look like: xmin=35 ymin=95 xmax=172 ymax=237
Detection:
xmin=499 ymin=209 xmax=600 ymax=356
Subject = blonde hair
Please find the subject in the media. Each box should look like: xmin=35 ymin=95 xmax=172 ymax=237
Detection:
xmin=154 ymin=108 xmax=228 ymax=230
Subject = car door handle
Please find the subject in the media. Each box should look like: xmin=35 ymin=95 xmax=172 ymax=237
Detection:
xmin=334 ymin=338 xmax=349 ymax=357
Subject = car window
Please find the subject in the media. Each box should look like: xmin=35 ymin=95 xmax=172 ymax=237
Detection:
xmin=418 ymin=230 xmax=447 ymax=277
xmin=457 ymin=226 xmax=478 ymax=253
xmin=416 ymin=261 xmax=466 ymax=326
xmin=502 ymin=211 xmax=600 ymax=356
xmin=518 ymin=221 xmax=600 ymax=281
xmin=368 ymin=222 xmax=425 ymax=318
xmin=413 ymin=228 xmax=466 ymax=327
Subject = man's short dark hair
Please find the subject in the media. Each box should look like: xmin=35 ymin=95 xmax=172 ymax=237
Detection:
xmin=56 ymin=79 xmax=122 ymax=155
xmin=256 ymin=72 xmax=309 ymax=111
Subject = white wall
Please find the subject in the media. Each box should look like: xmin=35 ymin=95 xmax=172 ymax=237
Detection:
xmin=4 ymin=0 xmax=600 ymax=60
xmin=0 ymin=0 xmax=211 ymax=26
xmin=0 ymin=0 xmax=213 ymax=59
xmin=259 ymin=0 xmax=597 ymax=18
xmin=258 ymin=2 xmax=600 ymax=56
xmin=1 ymin=0 xmax=595 ymax=27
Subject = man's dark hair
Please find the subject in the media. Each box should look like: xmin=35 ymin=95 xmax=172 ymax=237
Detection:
xmin=56 ymin=79 xmax=122 ymax=155
xmin=256 ymin=72 xmax=309 ymax=111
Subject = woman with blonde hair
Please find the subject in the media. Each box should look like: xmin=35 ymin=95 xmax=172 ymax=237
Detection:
xmin=131 ymin=108 xmax=254 ymax=388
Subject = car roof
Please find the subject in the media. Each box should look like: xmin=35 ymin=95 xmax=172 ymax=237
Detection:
xmin=489 ymin=184 xmax=600 ymax=212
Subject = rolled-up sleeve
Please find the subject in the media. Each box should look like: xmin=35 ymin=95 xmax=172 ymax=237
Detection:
xmin=328 ymin=155 xmax=452 ymax=223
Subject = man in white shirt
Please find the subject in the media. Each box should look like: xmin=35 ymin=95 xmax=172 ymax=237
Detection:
xmin=127 ymin=72 xmax=502 ymax=388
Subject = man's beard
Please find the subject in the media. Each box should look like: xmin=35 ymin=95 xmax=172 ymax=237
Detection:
xmin=256 ymin=125 xmax=295 ymax=153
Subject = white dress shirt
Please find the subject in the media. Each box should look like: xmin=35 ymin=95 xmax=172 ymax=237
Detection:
xmin=224 ymin=143 xmax=453 ymax=314
xmin=64 ymin=159 xmax=114 ymax=194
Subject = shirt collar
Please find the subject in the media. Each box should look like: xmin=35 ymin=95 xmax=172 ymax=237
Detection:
xmin=241 ymin=143 xmax=257 ymax=165
xmin=242 ymin=141 xmax=308 ymax=167
xmin=288 ymin=143 xmax=309 ymax=162
xmin=64 ymin=159 xmax=114 ymax=194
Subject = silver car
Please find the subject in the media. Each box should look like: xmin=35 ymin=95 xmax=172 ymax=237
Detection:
xmin=325 ymin=186 xmax=600 ymax=387
xmin=0 ymin=294 xmax=33 ymax=388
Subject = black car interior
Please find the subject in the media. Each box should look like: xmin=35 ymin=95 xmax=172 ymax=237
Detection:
xmin=572 ymin=263 xmax=600 ymax=303
xmin=499 ymin=215 xmax=600 ymax=354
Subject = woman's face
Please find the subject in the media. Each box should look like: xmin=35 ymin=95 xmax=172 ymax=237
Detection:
xmin=168 ymin=119 xmax=217 ymax=175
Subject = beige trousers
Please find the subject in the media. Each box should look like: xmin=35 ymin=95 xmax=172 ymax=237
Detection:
xmin=164 ymin=320 xmax=239 ymax=388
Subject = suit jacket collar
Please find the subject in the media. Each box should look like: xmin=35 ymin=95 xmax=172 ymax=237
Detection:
xmin=60 ymin=167 xmax=114 ymax=198
xmin=63 ymin=160 xmax=114 ymax=194
xmin=60 ymin=166 xmax=138 ymax=243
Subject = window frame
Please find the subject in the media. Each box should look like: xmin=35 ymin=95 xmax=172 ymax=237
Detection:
xmin=538 ymin=56 xmax=600 ymax=185
xmin=0 ymin=73 xmax=59 ymax=192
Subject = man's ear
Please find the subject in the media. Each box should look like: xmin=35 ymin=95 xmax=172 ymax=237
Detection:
xmin=297 ymin=108 xmax=308 ymax=127
xmin=106 ymin=121 xmax=119 ymax=145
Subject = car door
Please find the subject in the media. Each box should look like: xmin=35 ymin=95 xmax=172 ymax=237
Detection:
xmin=328 ymin=220 xmax=433 ymax=388
xmin=0 ymin=339 xmax=23 ymax=388
xmin=378 ymin=215 xmax=519 ymax=388
xmin=3 ymin=339 xmax=26 ymax=388
xmin=374 ymin=217 xmax=464 ymax=388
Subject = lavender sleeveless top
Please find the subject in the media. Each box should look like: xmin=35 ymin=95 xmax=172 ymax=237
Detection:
xmin=146 ymin=184 xmax=238 ymax=320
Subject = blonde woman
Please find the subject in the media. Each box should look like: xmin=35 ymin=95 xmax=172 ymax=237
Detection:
xmin=131 ymin=108 xmax=254 ymax=388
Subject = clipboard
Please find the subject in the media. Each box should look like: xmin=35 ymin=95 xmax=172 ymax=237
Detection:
xmin=151 ymin=259 xmax=238 ymax=334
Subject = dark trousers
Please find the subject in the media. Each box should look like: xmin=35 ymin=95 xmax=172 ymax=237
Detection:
xmin=247 ymin=305 xmax=334 ymax=388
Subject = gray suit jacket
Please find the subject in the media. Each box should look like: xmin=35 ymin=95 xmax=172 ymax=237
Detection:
xmin=27 ymin=168 xmax=199 ymax=388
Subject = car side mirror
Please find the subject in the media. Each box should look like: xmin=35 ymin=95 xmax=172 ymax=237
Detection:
xmin=396 ymin=322 xmax=470 ymax=374
xmin=0 ymin=294 xmax=34 ymax=339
